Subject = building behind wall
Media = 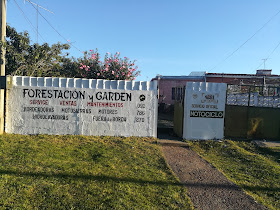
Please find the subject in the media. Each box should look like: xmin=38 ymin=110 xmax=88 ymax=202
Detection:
xmin=152 ymin=72 xmax=205 ymax=105
xmin=152 ymin=69 xmax=280 ymax=105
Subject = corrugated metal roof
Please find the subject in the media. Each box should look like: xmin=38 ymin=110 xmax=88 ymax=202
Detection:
xmin=188 ymin=71 xmax=206 ymax=76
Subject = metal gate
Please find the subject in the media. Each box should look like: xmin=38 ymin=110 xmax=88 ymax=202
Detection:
xmin=225 ymin=84 xmax=280 ymax=139
xmin=173 ymin=86 xmax=185 ymax=137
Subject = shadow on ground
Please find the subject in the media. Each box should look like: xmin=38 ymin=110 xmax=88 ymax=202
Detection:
xmin=0 ymin=169 xmax=278 ymax=193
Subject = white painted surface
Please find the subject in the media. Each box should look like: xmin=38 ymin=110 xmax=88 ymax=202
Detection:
xmin=183 ymin=82 xmax=226 ymax=140
xmin=227 ymin=93 xmax=280 ymax=108
xmin=6 ymin=77 xmax=158 ymax=137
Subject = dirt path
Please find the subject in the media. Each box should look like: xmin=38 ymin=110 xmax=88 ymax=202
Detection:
xmin=158 ymin=138 xmax=267 ymax=210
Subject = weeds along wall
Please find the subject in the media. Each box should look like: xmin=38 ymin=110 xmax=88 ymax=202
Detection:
xmin=5 ymin=76 xmax=158 ymax=137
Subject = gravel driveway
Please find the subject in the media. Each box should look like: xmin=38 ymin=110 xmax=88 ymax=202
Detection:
xmin=158 ymin=136 xmax=267 ymax=210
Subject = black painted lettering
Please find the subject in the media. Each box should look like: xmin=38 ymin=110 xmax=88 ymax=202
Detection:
xmin=72 ymin=91 xmax=78 ymax=99
xmin=95 ymin=91 xmax=132 ymax=101
xmin=41 ymin=89 xmax=46 ymax=98
xmin=48 ymin=90 xmax=53 ymax=98
xmin=28 ymin=89 xmax=35 ymax=97
xmin=190 ymin=110 xmax=224 ymax=118
xmin=115 ymin=92 xmax=120 ymax=101
xmin=36 ymin=89 xmax=41 ymax=98
xmin=80 ymin=91 xmax=85 ymax=99
xmin=126 ymin=93 xmax=132 ymax=101
xmin=109 ymin=92 xmax=114 ymax=101
xmin=53 ymin=90 xmax=58 ymax=98
xmin=96 ymin=92 xmax=102 ymax=100
xmin=23 ymin=89 xmax=28 ymax=98
xmin=64 ymin=90 xmax=69 ymax=99
xmin=57 ymin=90 xmax=63 ymax=99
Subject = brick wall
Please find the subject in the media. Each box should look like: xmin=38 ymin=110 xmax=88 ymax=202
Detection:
xmin=158 ymin=78 xmax=204 ymax=104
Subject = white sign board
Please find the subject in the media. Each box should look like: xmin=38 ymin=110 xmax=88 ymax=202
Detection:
xmin=183 ymin=82 xmax=226 ymax=140
xmin=6 ymin=77 xmax=158 ymax=137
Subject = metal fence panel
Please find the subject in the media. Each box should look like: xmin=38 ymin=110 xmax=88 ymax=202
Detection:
xmin=226 ymin=84 xmax=280 ymax=108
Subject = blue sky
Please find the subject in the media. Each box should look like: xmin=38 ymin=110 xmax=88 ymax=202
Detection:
xmin=6 ymin=0 xmax=280 ymax=81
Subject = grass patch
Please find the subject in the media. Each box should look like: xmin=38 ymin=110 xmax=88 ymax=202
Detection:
xmin=188 ymin=140 xmax=280 ymax=210
xmin=234 ymin=142 xmax=280 ymax=164
xmin=0 ymin=134 xmax=193 ymax=209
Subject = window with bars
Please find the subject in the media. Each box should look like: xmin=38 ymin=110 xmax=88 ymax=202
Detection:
xmin=172 ymin=87 xmax=185 ymax=101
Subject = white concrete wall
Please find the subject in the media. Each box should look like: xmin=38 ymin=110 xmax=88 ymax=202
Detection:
xmin=183 ymin=82 xmax=226 ymax=140
xmin=6 ymin=76 xmax=158 ymax=137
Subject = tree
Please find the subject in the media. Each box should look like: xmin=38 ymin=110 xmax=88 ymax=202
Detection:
xmin=78 ymin=50 xmax=140 ymax=80
xmin=1 ymin=25 xmax=141 ymax=80
xmin=3 ymin=25 xmax=70 ymax=77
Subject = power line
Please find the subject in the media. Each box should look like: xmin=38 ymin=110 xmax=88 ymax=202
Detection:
xmin=208 ymin=7 xmax=280 ymax=72
xmin=254 ymin=61 xmax=263 ymax=71
xmin=265 ymin=40 xmax=280 ymax=60
xmin=13 ymin=0 xmax=46 ymax=43
xmin=28 ymin=2 xmax=83 ymax=54
xmin=25 ymin=0 xmax=54 ymax=43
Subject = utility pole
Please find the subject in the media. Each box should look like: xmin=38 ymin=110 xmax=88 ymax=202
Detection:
xmin=262 ymin=58 xmax=268 ymax=69
xmin=25 ymin=0 xmax=54 ymax=43
xmin=0 ymin=0 xmax=6 ymax=134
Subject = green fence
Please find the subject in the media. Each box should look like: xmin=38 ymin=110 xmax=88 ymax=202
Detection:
xmin=173 ymin=101 xmax=184 ymax=137
xmin=173 ymin=104 xmax=280 ymax=140
xmin=173 ymin=83 xmax=280 ymax=140
xmin=225 ymin=105 xmax=280 ymax=140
